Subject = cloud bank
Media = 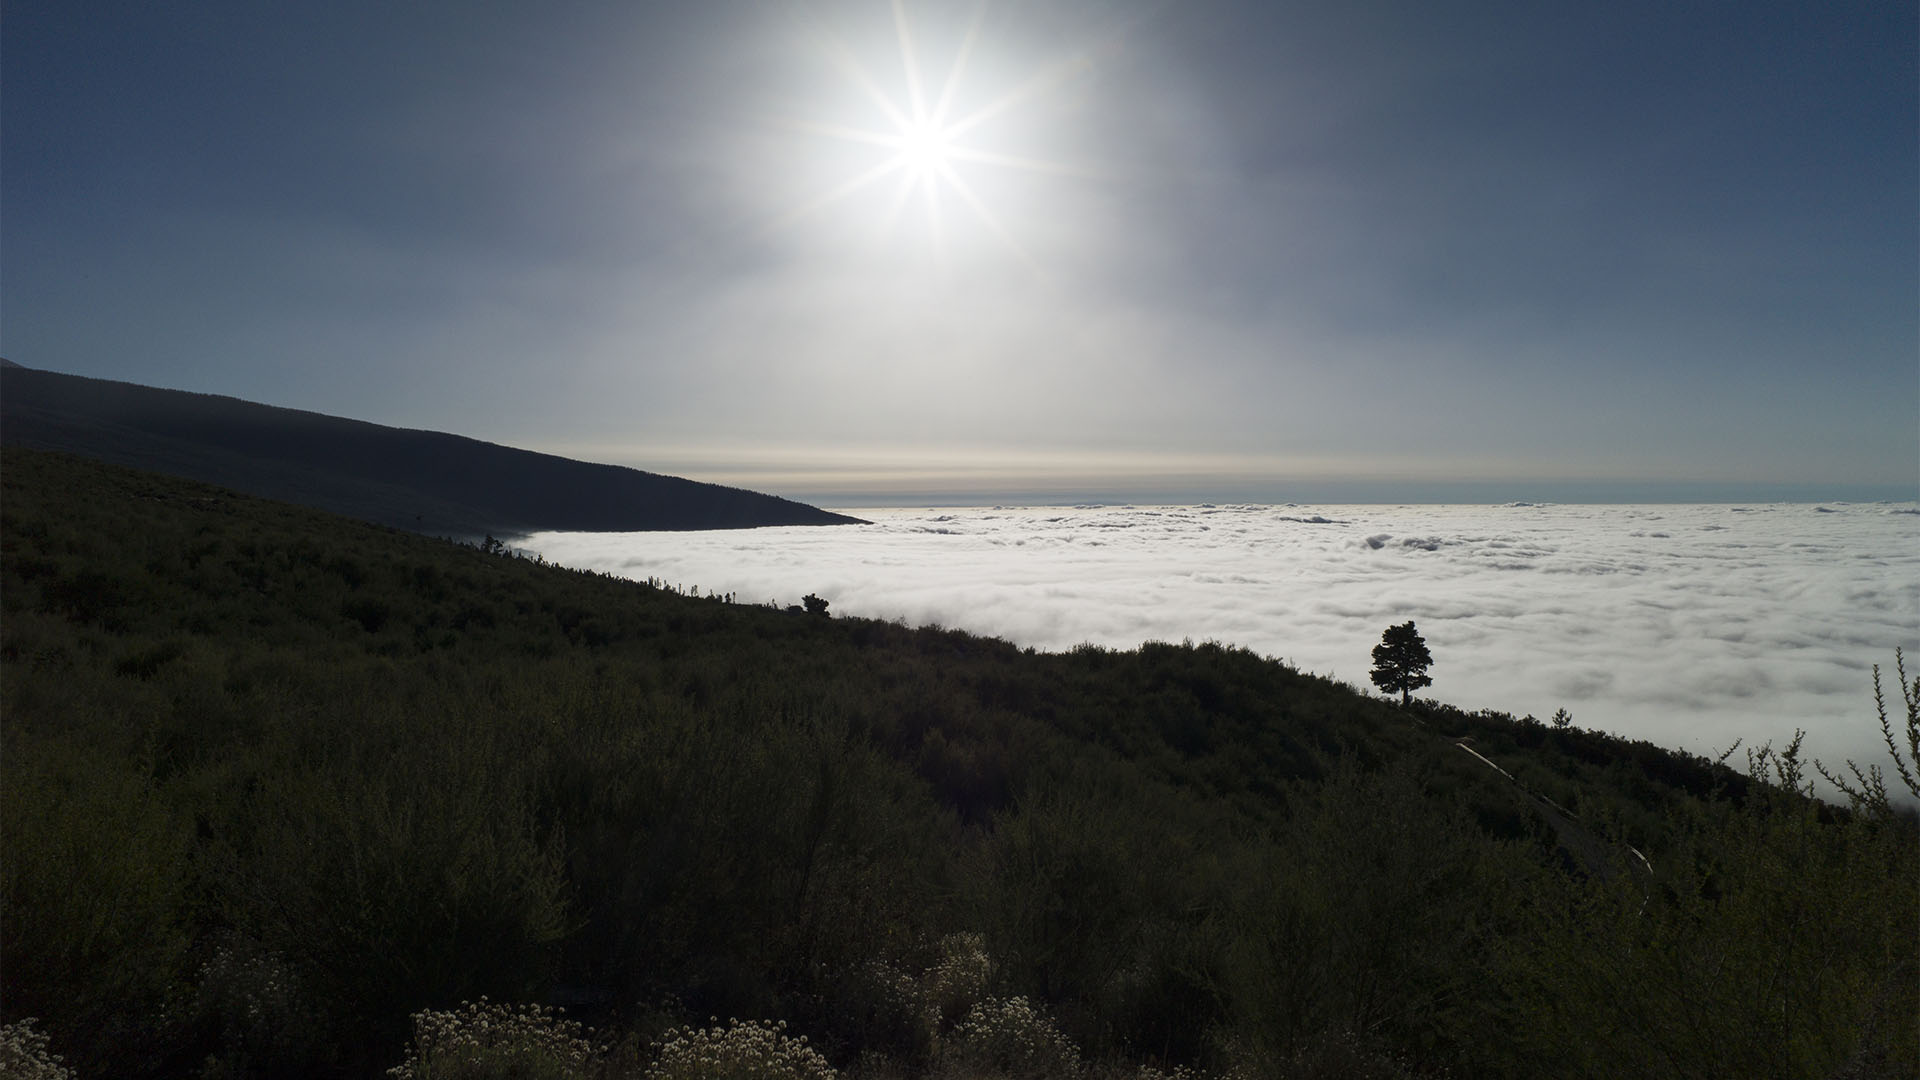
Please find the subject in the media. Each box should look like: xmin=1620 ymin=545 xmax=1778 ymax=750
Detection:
xmin=528 ymin=502 xmax=1920 ymax=783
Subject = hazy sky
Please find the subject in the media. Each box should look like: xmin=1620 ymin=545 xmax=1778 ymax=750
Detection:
xmin=6 ymin=1 xmax=1916 ymax=503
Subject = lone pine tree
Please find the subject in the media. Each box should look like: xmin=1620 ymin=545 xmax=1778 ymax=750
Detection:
xmin=1370 ymin=621 xmax=1433 ymax=705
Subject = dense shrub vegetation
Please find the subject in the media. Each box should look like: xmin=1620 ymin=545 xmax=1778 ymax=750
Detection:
xmin=2 ymin=449 xmax=1914 ymax=1078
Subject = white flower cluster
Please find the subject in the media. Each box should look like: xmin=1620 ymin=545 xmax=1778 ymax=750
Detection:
xmin=647 ymin=1018 xmax=837 ymax=1080
xmin=864 ymin=958 xmax=921 ymax=1011
xmin=950 ymin=996 xmax=1081 ymax=1079
xmin=387 ymin=997 xmax=608 ymax=1080
xmin=1133 ymin=1065 xmax=1207 ymax=1080
xmin=0 ymin=1019 xmax=74 ymax=1080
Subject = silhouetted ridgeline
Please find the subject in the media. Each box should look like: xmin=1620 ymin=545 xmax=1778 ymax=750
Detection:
xmin=0 ymin=360 xmax=862 ymax=536
xmin=1 ymin=449 xmax=1913 ymax=1079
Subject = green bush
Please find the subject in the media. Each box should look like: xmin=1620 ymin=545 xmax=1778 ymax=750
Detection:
xmin=185 ymin=936 xmax=323 ymax=1077
xmin=1491 ymin=755 xmax=1919 ymax=1077
xmin=919 ymin=932 xmax=993 ymax=1032
xmin=1211 ymin=761 xmax=1522 ymax=1070
xmin=0 ymin=736 xmax=191 ymax=1076
xmin=208 ymin=734 xmax=571 ymax=1058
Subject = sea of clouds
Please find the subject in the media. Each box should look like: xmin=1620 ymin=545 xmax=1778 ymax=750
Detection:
xmin=527 ymin=502 xmax=1920 ymax=787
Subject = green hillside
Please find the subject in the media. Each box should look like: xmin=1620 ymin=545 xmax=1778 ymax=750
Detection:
xmin=2 ymin=448 xmax=1913 ymax=1079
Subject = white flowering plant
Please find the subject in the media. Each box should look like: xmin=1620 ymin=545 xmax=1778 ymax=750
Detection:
xmin=947 ymin=997 xmax=1081 ymax=1079
xmin=387 ymin=998 xmax=609 ymax=1080
xmin=0 ymin=1019 xmax=75 ymax=1080
xmin=1128 ymin=1067 xmax=1194 ymax=1080
xmin=648 ymin=1018 xmax=837 ymax=1080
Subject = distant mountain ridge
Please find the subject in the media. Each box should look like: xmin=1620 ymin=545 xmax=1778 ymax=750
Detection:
xmin=0 ymin=361 xmax=863 ymax=536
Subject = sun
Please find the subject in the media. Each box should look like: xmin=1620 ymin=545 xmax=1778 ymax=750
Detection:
xmin=783 ymin=0 xmax=1093 ymax=259
xmin=892 ymin=120 xmax=953 ymax=179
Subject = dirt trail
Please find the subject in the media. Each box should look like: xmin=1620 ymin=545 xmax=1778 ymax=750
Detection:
xmin=1454 ymin=741 xmax=1651 ymax=881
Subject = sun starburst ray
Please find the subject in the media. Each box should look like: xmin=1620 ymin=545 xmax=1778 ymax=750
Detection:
xmin=813 ymin=29 xmax=916 ymax=135
xmin=941 ymin=147 xmax=1102 ymax=180
xmin=777 ymin=155 xmax=911 ymax=228
xmin=891 ymin=0 xmax=930 ymax=125
xmin=941 ymin=51 xmax=1093 ymax=141
xmin=936 ymin=161 xmax=1029 ymax=263
xmin=790 ymin=120 xmax=912 ymax=150
xmin=878 ymin=166 xmax=919 ymax=234
xmin=929 ymin=1 xmax=990 ymax=129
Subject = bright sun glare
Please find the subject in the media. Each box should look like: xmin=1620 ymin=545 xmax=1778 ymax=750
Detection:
xmin=787 ymin=0 xmax=1092 ymax=259
xmin=894 ymin=121 xmax=953 ymax=177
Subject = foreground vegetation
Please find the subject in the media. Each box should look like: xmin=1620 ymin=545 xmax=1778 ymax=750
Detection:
xmin=2 ymin=449 xmax=1914 ymax=1079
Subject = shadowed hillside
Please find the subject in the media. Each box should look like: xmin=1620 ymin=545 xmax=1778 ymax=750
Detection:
xmin=2 ymin=449 xmax=1913 ymax=1080
xmin=0 ymin=361 xmax=862 ymax=536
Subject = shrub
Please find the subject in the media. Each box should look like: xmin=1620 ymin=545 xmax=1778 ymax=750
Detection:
xmin=1213 ymin=761 xmax=1516 ymax=1067
xmin=648 ymin=1019 xmax=836 ymax=1080
xmin=0 ymin=740 xmax=191 ymax=1076
xmin=187 ymin=937 xmax=322 ymax=1076
xmin=919 ymin=932 xmax=993 ymax=1031
xmin=0 ymin=1020 xmax=75 ymax=1080
xmin=214 ymin=741 xmax=571 ymax=1056
xmin=1492 ymin=747 xmax=1920 ymax=1078
xmin=817 ymin=962 xmax=931 ymax=1066
xmin=1816 ymin=648 xmax=1920 ymax=814
xmin=1276 ymin=1030 xmax=1421 ymax=1080
xmin=947 ymin=997 xmax=1081 ymax=1079
xmin=387 ymin=999 xmax=607 ymax=1080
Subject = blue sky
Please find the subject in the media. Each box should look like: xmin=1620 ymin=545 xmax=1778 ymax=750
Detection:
xmin=5 ymin=0 xmax=1915 ymax=503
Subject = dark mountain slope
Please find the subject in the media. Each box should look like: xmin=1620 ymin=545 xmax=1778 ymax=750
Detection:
xmin=0 ymin=361 xmax=861 ymax=536
xmin=3 ymin=449 xmax=1912 ymax=1079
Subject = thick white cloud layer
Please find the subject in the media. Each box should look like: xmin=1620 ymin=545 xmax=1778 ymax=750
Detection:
xmin=527 ymin=503 xmax=1920 ymax=783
